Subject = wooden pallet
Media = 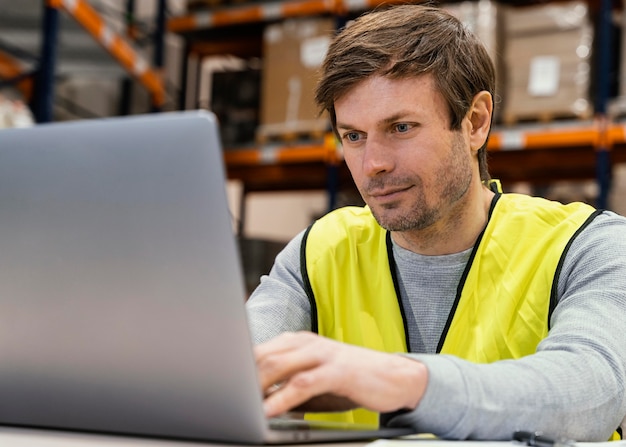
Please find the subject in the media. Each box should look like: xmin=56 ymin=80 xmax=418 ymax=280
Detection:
xmin=256 ymin=121 xmax=330 ymax=144
xmin=608 ymin=96 xmax=626 ymax=119
xmin=187 ymin=0 xmax=249 ymax=12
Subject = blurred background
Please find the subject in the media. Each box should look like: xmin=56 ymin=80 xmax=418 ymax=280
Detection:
xmin=1 ymin=0 xmax=625 ymax=293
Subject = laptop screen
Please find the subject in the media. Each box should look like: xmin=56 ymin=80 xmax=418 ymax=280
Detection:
xmin=0 ymin=111 xmax=268 ymax=442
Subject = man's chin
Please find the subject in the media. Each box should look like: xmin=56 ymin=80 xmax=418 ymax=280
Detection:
xmin=371 ymin=208 xmax=435 ymax=233
xmin=370 ymin=209 xmax=404 ymax=231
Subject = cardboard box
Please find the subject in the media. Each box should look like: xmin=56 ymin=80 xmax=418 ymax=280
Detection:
xmin=258 ymin=17 xmax=334 ymax=140
xmin=502 ymin=1 xmax=593 ymax=123
xmin=621 ymin=7 xmax=626 ymax=99
xmin=505 ymin=1 xmax=589 ymax=35
xmin=608 ymin=5 xmax=626 ymax=117
xmin=442 ymin=0 xmax=502 ymax=65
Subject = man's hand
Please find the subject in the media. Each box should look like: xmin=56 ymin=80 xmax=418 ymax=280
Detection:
xmin=254 ymin=331 xmax=428 ymax=418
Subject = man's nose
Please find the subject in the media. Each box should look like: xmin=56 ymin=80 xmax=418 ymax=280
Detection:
xmin=362 ymin=135 xmax=393 ymax=176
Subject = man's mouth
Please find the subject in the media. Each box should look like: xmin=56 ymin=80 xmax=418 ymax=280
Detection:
xmin=368 ymin=185 xmax=412 ymax=199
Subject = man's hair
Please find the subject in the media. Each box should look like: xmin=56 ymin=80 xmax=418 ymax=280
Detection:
xmin=315 ymin=4 xmax=495 ymax=181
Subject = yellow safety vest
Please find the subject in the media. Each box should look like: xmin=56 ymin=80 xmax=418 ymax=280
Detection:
xmin=301 ymin=193 xmax=599 ymax=427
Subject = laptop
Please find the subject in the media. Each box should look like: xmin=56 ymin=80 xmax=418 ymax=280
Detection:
xmin=0 ymin=111 xmax=414 ymax=444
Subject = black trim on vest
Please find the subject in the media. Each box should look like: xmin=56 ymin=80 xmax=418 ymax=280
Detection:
xmin=548 ymin=208 xmax=603 ymax=328
xmin=386 ymin=231 xmax=412 ymax=352
xmin=488 ymin=179 xmax=501 ymax=194
xmin=617 ymin=426 xmax=623 ymax=439
xmin=435 ymin=193 xmax=502 ymax=353
xmin=300 ymin=224 xmax=319 ymax=334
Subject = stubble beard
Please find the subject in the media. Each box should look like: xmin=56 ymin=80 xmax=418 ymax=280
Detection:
xmin=365 ymin=135 xmax=474 ymax=233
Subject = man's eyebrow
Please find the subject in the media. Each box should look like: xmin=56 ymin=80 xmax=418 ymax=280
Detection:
xmin=335 ymin=121 xmax=355 ymax=130
xmin=336 ymin=112 xmax=415 ymax=130
xmin=381 ymin=112 xmax=414 ymax=125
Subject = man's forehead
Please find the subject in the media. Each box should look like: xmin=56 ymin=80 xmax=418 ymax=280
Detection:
xmin=335 ymin=73 xmax=437 ymax=101
xmin=333 ymin=74 xmax=446 ymax=126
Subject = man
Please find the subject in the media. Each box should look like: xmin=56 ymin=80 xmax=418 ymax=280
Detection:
xmin=246 ymin=4 xmax=626 ymax=441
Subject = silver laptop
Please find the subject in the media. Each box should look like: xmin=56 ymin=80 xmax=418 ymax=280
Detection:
xmin=0 ymin=111 xmax=413 ymax=444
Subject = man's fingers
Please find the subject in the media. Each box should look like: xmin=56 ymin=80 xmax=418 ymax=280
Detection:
xmin=292 ymin=394 xmax=357 ymax=413
xmin=255 ymin=332 xmax=332 ymax=392
xmin=263 ymin=367 xmax=339 ymax=418
xmin=253 ymin=332 xmax=428 ymax=417
xmin=254 ymin=332 xmax=308 ymax=359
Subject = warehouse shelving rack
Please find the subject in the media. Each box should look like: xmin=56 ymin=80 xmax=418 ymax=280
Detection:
xmin=13 ymin=0 xmax=622 ymax=210
xmin=220 ymin=119 xmax=626 ymax=193
xmin=169 ymin=0 xmax=623 ymax=210
xmin=0 ymin=46 xmax=35 ymax=102
xmin=32 ymin=0 xmax=168 ymax=123
xmin=169 ymin=0 xmax=435 ymax=31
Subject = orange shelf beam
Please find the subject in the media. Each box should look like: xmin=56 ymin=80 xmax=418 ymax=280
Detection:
xmin=169 ymin=0 xmax=424 ymax=33
xmin=48 ymin=0 xmax=166 ymax=107
xmin=224 ymin=122 xmax=626 ymax=168
xmin=224 ymin=134 xmax=340 ymax=166
xmin=487 ymin=121 xmax=626 ymax=152
xmin=0 ymin=50 xmax=33 ymax=100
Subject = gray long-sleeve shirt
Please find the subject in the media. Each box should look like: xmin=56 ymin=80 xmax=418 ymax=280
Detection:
xmin=245 ymin=209 xmax=626 ymax=441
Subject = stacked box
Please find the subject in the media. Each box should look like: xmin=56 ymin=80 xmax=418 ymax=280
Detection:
xmin=442 ymin=0 xmax=505 ymax=123
xmin=258 ymin=17 xmax=334 ymax=141
xmin=502 ymin=1 xmax=593 ymax=124
xmin=442 ymin=0 xmax=502 ymax=68
xmin=621 ymin=6 xmax=626 ymax=99
xmin=609 ymin=6 xmax=626 ymax=117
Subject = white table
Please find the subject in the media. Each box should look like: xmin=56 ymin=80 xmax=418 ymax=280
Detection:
xmin=0 ymin=426 xmax=369 ymax=447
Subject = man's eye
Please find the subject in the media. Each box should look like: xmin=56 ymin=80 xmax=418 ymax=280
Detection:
xmin=395 ymin=123 xmax=411 ymax=133
xmin=344 ymin=132 xmax=361 ymax=142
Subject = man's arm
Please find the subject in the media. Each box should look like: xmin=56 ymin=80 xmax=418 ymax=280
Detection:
xmin=246 ymin=230 xmax=312 ymax=343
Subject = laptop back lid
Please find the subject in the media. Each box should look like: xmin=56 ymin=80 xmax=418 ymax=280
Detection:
xmin=0 ymin=111 xmax=268 ymax=443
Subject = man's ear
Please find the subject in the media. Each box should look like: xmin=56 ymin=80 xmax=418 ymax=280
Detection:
xmin=468 ymin=91 xmax=493 ymax=152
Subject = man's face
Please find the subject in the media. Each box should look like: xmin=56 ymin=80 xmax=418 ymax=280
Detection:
xmin=334 ymin=74 xmax=476 ymax=232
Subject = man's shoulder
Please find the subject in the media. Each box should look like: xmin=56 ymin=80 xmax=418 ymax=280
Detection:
xmin=317 ymin=205 xmax=375 ymax=221
xmin=577 ymin=209 xmax=626 ymax=238
xmin=499 ymin=193 xmax=596 ymax=214
xmin=310 ymin=205 xmax=379 ymax=235
xmin=305 ymin=206 xmax=387 ymax=259
xmin=559 ymin=209 xmax=626 ymax=267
